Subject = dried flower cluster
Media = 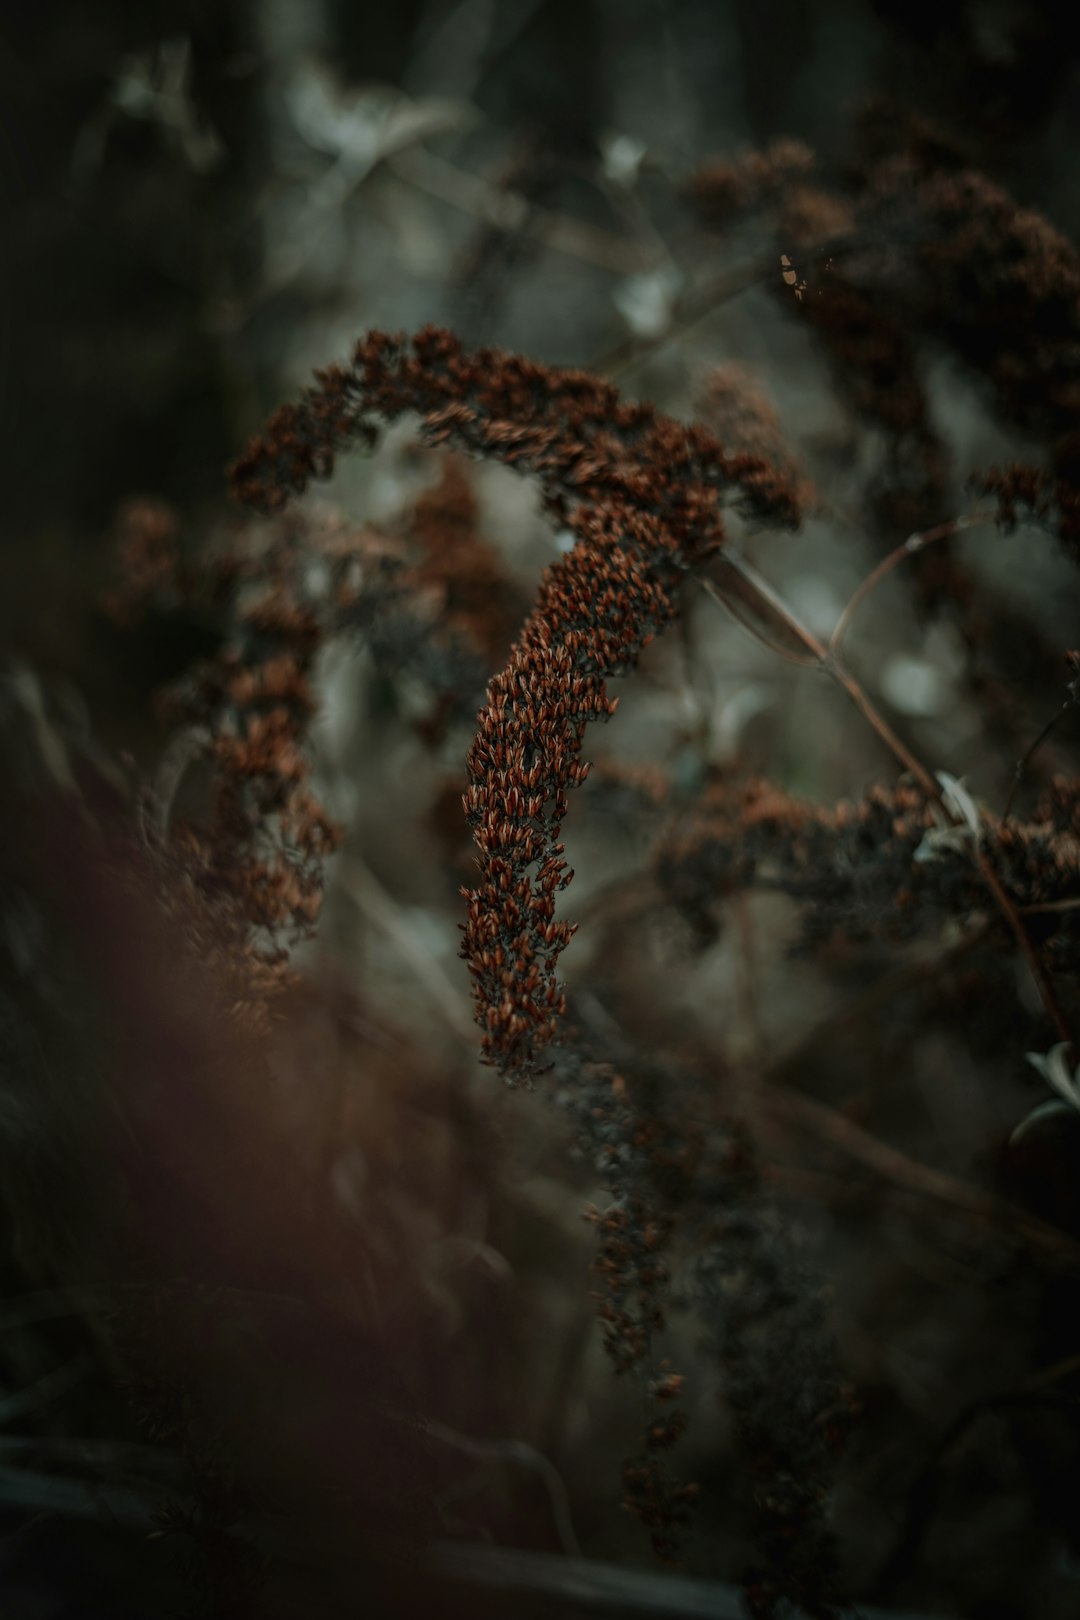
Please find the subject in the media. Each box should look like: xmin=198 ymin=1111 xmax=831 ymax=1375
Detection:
xmin=103 ymin=497 xmax=182 ymax=624
xmin=687 ymin=138 xmax=819 ymax=227
xmin=110 ymin=456 xmax=516 ymax=1022
xmin=654 ymin=771 xmax=1080 ymax=964
xmin=693 ymin=363 xmax=817 ymax=517
xmin=406 ymin=457 xmax=519 ymax=698
xmin=553 ymin=1039 xmax=852 ymax=1592
xmin=554 ymin=1044 xmax=701 ymax=1564
xmin=115 ymin=505 xmax=353 ymax=1017
xmin=694 ymin=1197 xmax=854 ymax=1620
xmin=230 ymin=326 xmax=807 ymax=1076
xmin=688 ymin=107 xmax=1080 ymax=560
xmin=970 ymin=454 xmax=1080 ymax=560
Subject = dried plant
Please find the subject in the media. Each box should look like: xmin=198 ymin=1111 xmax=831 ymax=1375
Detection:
xmin=7 ymin=99 xmax=1080 ymax=1620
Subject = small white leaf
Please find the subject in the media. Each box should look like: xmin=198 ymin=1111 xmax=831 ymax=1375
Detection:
xmin=936 ymin=771 xmax=981 ymax=835
xmin=1026 ymin=1042 xmax=1080 ymax=1110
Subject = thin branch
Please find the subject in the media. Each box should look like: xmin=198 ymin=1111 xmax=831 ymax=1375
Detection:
xmin=387 ymin=145 xmax=652 ymax=276
xmin=829 ymin=515 xmax=988 ymax=655
xmin=1002 ymin=699 xmax=1075 ymax=823
xmin=594 ymin=225 xmax=875 ymax=380
xmin=595 ymin=254 xmax=776 ymax=378
xmin=756 ymin=1079 xmax=1080 ymax=1269
xmin=707 ymin=554 xmax=940 ymax=796
xmin=971 ymin=852 xmax=1075 ymax=1052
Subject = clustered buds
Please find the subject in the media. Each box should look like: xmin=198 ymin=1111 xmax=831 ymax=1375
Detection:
xmin=655 ymin=772 xmax=1080 ymax=961
xmin=687 ymin=138 xmax=818 ymax=226
xmin=115 ymin=449 xmax=524 ymax=1024
xmin=158 ymin=520 xmax=352 ymax=969
xmin=555 ymin=1048 xmax=703 ymax=1563
xmin=103 ymin=498 xmax=181 ymax=623
xmin=970 ymin=456 xmax=1080 ymax=562
xmin=230 ymin=327 xmax=806 ymax=1077
xmin=584 ymin=1191 xmax=672 ymax=1374
xmin=461 ymin=506 xmax=690 ymax=1075
xmin=688 ymin=101 xmax=1080 ymax=565
xmin=406 ymin=458 xmax=517 ymax=670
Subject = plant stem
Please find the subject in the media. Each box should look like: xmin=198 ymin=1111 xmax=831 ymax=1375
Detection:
xmin=829 ymin=515 xmax=987 ymax=655
xmin=1002 ymin=700 xmax=1074 ymax=822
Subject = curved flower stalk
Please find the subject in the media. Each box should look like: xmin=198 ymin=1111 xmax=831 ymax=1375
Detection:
xmin=231 ymin=327 xmax=807 ymax=1079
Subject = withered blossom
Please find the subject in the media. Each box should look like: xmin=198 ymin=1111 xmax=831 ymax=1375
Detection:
xmin=231 ymin=327 xmax=806 ymax=1076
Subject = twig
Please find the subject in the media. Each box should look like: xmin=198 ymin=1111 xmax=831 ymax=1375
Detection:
xmin=595 ymin=254 xmax=777 ymax=378
xmin=829 ymin=515 xmax=988 ymax=655
xmin=1002 ymin=699 xmax=1075 ymax=823
xmin=0 ymin=1284 xmax=308 ymax=1339
xmin=972 ymin=853 xmax=1074 ymax=1052
xmin=1019 ymin=896 xmax=1080 ymax=916
xmin=404 ymin=0 xmax=547 ymax=100
xmin=704 ymin=557 xmax=939 ymax=795
xmin=387 ymin=145 xmax=652 ymax=276
xmin=594 ymin=226 xmax=877 ymax=380
xmin=755 ymin=1080 xmax=1080 ymax=1269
